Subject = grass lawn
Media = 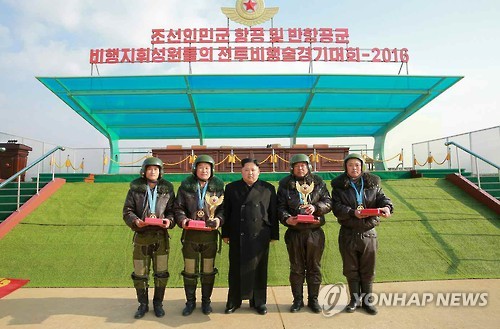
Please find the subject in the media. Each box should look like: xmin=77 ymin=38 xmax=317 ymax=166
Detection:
xmin=0 ymin=178 xmax=498 ymax=288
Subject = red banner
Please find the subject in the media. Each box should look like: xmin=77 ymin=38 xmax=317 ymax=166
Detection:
xmin=0 ymin=277 xmax=30 ymax=298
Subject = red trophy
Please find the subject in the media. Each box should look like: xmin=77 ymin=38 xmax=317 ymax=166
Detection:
xmin=185 ymin=208 xmax=210 ymax=231
xmin=145 ymin=216 xmax=169 ymax=226
xmin=359 ymin=208 xmax=381 ymax=216
xmin=187 ymin=219 xmax=212 ymax=231
xmin=296 ymin=181 xmax=318 ymax=223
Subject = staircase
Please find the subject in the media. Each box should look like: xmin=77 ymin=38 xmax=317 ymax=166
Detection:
xmin=0 ymin=181 xmax=47 ymax=222
xmin=467 ymin=175 xmax=500 ymax=200
xmin=446 ymin=173 xmax=500 ymax=214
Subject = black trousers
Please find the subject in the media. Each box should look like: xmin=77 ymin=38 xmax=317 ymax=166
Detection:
xmin=285 ymin=228 xmax=325 ymax=286
xmin=227 ymin=244 xmax=270 ymax=307
xmin=338 ymin=227 xmax=377 ymax=282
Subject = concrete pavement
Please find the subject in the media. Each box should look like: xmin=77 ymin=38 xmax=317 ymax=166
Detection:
xmin=0 ymin=279 xmax=498 ymax=328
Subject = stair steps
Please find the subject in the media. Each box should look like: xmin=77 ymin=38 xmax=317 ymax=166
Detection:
xmin=467 ymin=175 xmax=500 ymax=200
xmin=0 ymin=181 xmax=48 ymax=222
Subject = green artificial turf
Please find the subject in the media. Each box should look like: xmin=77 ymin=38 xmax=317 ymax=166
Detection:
xmin=0 ymin=178 xmax=498 ymax=288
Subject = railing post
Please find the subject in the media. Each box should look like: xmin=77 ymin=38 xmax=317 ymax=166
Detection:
xmin=456 ymin=146 xmax=461 ymax=176
xmin=313 ymin=148 xmax=317 ymax=172
xmin=52 ymin=154 xmax=56 ymax=181
xmin=446 ymin=138 xmax=451 ymax=170
xmin=469 ymin=132 xmax=474 ymax=175
xmin=16 ymin=175 xmax=21 ymax=211
xmin=230 ymin=149 xmax=234 ymax=173
xmin=411 ymin=143 xmax=416 ymax=170
xmin=427 ymin=142 xmax=431 ymax=169
xmin=272 ymin=148 xmax=276 ymax=173
xmin=400 ymin=148 xmax=404 ymax=170
xmin=475 ymin=157 xmax=481 ymax=190
xmin=102 ymin=149 xmax=106 ymax=174
xmin=36 ymin=162 xmax=40 ymax=194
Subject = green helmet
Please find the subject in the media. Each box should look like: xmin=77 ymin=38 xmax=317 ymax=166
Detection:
xmin=343 ymin=153 xmax=365 ymax=172
xmin=290 ymin=154 xmax=312 ymax=173
xmin=192 ymin=154 xmax=215 ymax=177
xmin=140 ymin=157 xmax=164 ymax=178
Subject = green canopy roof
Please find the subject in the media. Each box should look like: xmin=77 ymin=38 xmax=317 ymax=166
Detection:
xmin=37 ymin=73 xmax=462 ymax=171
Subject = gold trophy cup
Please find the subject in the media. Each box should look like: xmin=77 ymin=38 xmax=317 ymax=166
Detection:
xmin=204 ymin=194 xmax=224 ymax=229
xmin=296 ymin=181 xmax=317 ymax=223
xmin=205 ymin=194 xmax=224 ymax=219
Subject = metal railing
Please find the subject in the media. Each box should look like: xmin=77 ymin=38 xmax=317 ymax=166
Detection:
xmin=444 ymin=141 xmax=499 ymax=190
xmin=412 ymin=126 xmax=499 ymax=173
xmin=0 ymin=146 xmax=65 ymax=211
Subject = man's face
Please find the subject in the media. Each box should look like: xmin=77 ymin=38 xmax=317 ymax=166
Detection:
xmin=145 ymin=165 xmax=160 ymax=181
xmin=241 ymin=162 xmax=260 ymax=185
xmin=346 ymin=158 xmax=363 ymax=179
xmin=293 ymin=162 xmax=309 ymax=178
xmin=196 ymin=162 xmax=211 ymax=181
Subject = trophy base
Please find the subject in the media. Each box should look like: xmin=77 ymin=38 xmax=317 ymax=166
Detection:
xmin=186 ymin=220 xmax=212 ymax=231
xmin=359 ymin=208 xmax=381 ymax=216
xmin=297 ymin=214 xmax=317 ymax=223
xmin=145 ymin=217 xmax=168 ymax=226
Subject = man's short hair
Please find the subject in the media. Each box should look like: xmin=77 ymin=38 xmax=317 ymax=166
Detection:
xmin=241 ymin=158 xmax=259 ymax=167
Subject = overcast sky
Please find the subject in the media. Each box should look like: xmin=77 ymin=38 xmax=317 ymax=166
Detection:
xmin=0 ymin=0 xmax=499 ymax=167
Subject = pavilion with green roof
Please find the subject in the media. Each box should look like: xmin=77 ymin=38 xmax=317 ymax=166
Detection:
xmin=37 ymin=74 xmax=462 ymax=173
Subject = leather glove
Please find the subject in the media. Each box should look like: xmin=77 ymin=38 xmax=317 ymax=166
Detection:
xmin=206 ymin=218 xmax=220 ymax=229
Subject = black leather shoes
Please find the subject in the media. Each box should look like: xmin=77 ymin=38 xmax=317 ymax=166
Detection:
xmin=255 ymin=304 xmax=267 ymax=315
xmin=224 ymin=305 xmax=240 ymax=314
xmin=362 ymin=303 xmax=378 ymax=315
xmin=224 ymin=301 xmax=241 ymax=314
xmin=134 ymin=303 xmax=149 ymax=319
xmin=308 ymin=300 xmax=321 ymax=313
xmin=153 ymin=303 xmax=165 ymax=317
xmin=202 ymin=301 xmax=213 ymax=315
xmin=345 ymin=299 xmax=360 ymax=313
xmin=182 ymin=302 xmax=196 ymax=316
xmin=290 ymin=300 xmax=304 ymax=313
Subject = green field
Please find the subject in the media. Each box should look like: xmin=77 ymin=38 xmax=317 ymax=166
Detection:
xmin=0 ymin=178 xmax=498 ymax=288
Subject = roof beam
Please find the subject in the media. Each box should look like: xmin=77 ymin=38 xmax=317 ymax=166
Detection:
xmin=184 ymin=76 xmax=204 ymax=144
xmin=91 ymin=107 xmax=405 ymax=114
xmin=107 ymin=124 xmax=195 ymax=129
xmin=91 ymin=107 xmax=302 ymax=114
xmin=291 ymin=76 xmax=320 ymax=144
xmin=67 ymin=87 xmax=432 ymax=96
xmin=301 ymin=122 xmax=386 ymax=127
xmin=107 ymin=122 xmax=296 ymax=129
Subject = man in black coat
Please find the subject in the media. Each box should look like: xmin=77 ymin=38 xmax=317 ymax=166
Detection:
xmin=222 ymin=158 xmax=279 ymax=315
xmin=277 ymin=154 xmax=332 ymax=314
xmin=331 ymin=153 xmax=393 ymax=315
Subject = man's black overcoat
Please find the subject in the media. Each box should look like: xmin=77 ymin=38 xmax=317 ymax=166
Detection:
xmin=222 ymin=179 xmax=279 ymax=300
